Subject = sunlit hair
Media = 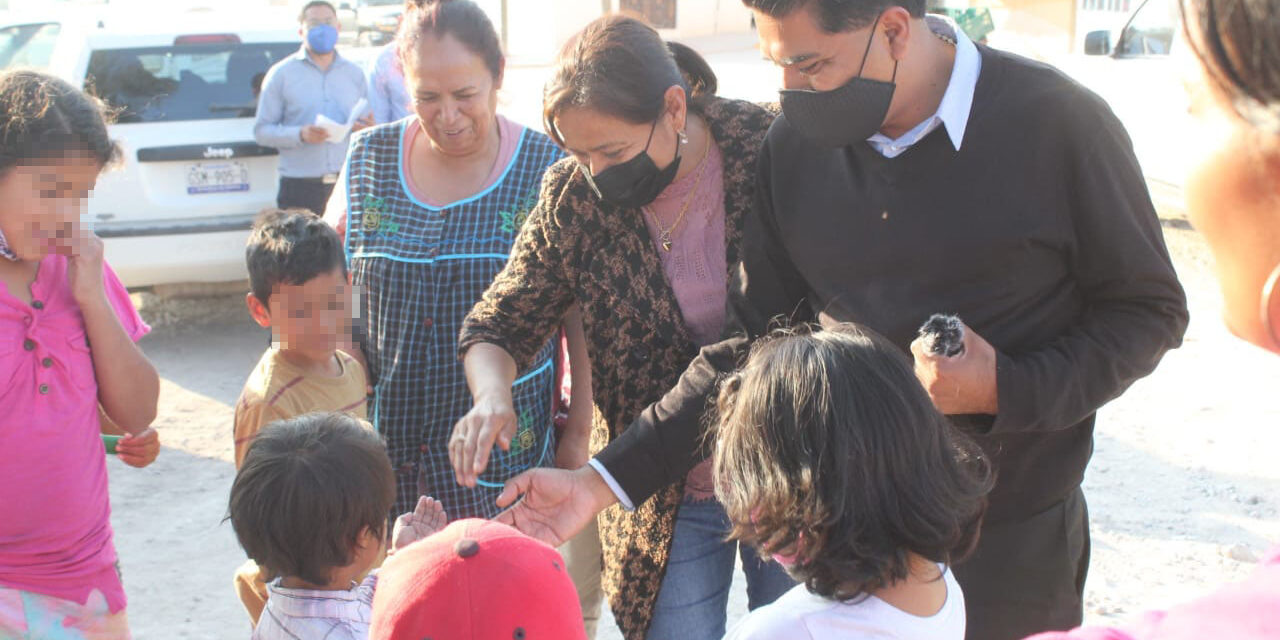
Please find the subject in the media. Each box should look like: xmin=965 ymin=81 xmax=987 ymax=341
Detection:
xmin=713 ymin=324 xmax=991 ymax=601
xmin=0 ymin=69 xmax=118 ymax=175
xmin=398 ymin=0 xmax=504 ymax=80
xmin=542 ymin=14 xmax=717 ymax=147
xmin=1179 ymin=0 xmax=1280 ymax=134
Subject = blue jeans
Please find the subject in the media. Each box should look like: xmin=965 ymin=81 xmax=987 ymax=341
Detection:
xmin=645 ymin=497 xmax=796 ymax=640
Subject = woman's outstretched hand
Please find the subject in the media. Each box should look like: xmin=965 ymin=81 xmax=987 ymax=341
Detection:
xmin=494 ymin=466 xmax=618 ymax=547
xmin=450 ymin=390 xmax=518 ymax=487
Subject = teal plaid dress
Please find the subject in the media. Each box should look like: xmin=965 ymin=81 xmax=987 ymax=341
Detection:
xmin=343 ymin=120 xmax=562 ymax=518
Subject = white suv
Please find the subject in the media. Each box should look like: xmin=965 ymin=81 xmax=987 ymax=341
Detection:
xmin=0 ymin=9 xmax=300 ymax=288
xmin=1078 ymin=0 xmax=1190 ymax=193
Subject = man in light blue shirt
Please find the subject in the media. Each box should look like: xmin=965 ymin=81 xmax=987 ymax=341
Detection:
xmin=367 ymin=42 xmax=412 ymax=123
xmin=254 ymin=0 xmax=370 ymax=215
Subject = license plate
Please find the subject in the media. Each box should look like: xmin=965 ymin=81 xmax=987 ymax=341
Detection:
xmin=186 ymin=161 xmax=249 ymax=195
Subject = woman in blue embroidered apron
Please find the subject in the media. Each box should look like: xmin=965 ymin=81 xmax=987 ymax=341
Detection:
xmin=323 ymin=0 xmax=588 ymax=520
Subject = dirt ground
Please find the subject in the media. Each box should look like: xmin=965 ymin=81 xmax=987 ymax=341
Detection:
xmin=103 ymin=34 xmax=1279 ymax=640
xmin=104 ymin=212 xmax=1280 ymax=639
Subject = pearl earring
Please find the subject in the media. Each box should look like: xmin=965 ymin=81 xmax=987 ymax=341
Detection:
xmin=678 ymin=130 xmax=688 ymax=144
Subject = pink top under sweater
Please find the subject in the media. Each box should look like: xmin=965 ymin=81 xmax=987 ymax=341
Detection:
xmin=639 ymin=139 xmax=728 ymax=499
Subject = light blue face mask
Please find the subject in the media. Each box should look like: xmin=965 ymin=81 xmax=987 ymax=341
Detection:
xmin=306 ymin=24 xmax=339 ymax=55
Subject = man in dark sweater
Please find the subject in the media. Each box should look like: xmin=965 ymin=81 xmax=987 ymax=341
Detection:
xmin=462 ymin=1 xmax=1189 ymax=638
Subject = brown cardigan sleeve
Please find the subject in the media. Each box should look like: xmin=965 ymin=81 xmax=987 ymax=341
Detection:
xmin=458 ymin=160 xmax=579 ymax=370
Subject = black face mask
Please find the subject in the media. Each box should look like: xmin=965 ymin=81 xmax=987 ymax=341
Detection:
xmin=778 ymin=14 xmax=898 ymax=148
xmin=581 ymin=119 xmax=681 ymax=208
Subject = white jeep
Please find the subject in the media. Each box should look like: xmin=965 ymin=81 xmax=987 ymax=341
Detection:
xmin=0 ymin=8 xmax=300 ymax=288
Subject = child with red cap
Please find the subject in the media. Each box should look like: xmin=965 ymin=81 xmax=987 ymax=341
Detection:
xmin=370 ymin=518 xmax=587 ymax=639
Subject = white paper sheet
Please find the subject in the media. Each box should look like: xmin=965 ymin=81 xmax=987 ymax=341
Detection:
xmin=314 ymin=98 xmax=369 ymax=142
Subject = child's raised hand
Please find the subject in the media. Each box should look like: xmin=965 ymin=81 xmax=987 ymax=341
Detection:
xmin=64 ymin=229 xmax=106 ymax=306
xmin=115 ymin=427 xmax=160 ymax=468
xmin=392 ymin=496 xmax=447 ymax=552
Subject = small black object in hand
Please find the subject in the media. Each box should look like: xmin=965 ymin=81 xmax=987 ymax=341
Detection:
xmin=918 ymin=314 xmax=966 ymax=358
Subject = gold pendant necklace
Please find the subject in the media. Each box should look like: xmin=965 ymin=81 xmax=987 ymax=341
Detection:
xmin=647 ymin=132 xmax=711 ymax=252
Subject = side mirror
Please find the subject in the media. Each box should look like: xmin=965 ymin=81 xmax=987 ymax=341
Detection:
xmin=1084 ymin=30 xmax=1112 ymax=56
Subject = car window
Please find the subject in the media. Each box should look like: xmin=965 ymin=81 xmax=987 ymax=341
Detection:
xmin=84 ymin=41 xmax=297 ymax=123
xmin=0 ymin=22 xmax=61 ymax=70
xmin=1116 ymin=0 xmax=1176 ymax=56
xmin=362 ymin=0 xmax=402 ymax=5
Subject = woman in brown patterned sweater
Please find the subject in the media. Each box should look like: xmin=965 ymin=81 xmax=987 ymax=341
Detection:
xmin=453 ymin=15 xmax=789 ymax=640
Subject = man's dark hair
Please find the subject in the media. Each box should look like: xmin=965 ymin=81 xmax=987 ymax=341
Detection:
xmin=245 ymin=208 xmax=346 ymax=306
xmin=714 ymin=324 xmax=992 ymax=601
xmin=742 ymin=0 xmax=926 ymax=32
xmin=299 ymin=0 xmax=338 ymax=22
xmin=228 ymin=413 xmax=394 ymax=586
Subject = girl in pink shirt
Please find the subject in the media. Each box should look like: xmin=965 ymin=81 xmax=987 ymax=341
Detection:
xmin=0 ymin=70 xmax=160 ymax=639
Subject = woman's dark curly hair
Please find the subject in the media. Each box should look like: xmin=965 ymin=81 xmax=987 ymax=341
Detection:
xmin=713 ymin=324 xmax=992 ymax=601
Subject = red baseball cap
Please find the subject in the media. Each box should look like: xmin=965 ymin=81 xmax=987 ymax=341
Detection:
xmin=369 ymin=518 xmax=586 ymax=640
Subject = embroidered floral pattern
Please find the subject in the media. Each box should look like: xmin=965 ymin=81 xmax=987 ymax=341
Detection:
xmin=360 ymin=195 xmax=401 ymax=235
xmin=498 ymin=191 xmax=539 ymax=234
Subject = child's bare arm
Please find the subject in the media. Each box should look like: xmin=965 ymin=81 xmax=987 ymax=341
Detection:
xmin=71 ymin=235 xmax=159 ymax=433
xmin=101 ymin=406 xmax=160 ymax=468
xmin=556 ymin=306 xmax=594 ymax=470
xmin=99 ymin=405 xmax=126 ymax=436
xmin=115 ymin=428 xmax=160 ymax=468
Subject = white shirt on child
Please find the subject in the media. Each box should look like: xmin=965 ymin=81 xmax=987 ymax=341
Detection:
xmin=252 ymin=573 xmax=377 ymax=640
xmin=723 ymin=566 xmax=965 ymax=640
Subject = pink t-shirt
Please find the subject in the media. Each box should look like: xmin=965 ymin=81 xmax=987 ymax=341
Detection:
xmin=640 ymin=139 xmax=729 ymax=499
xmin=641 ymin=139 xmax=728 ymax=348
xmin=0 ymin=254 xmax=150 ymax=613
xmin=1024 ymin=547 xmax=1280 ymax=640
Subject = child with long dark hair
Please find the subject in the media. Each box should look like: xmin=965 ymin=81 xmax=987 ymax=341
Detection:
xmin=715 ymin=324 xmax=991 ymax=639
xmin=0 ymin=69 xmax=160 ymax=638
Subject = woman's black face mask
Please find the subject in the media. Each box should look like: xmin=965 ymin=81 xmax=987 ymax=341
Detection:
xmin=778 ymin=14 xmax=898 ymax=148
xmin=581 ymin=118 xmax=681 ymax=208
